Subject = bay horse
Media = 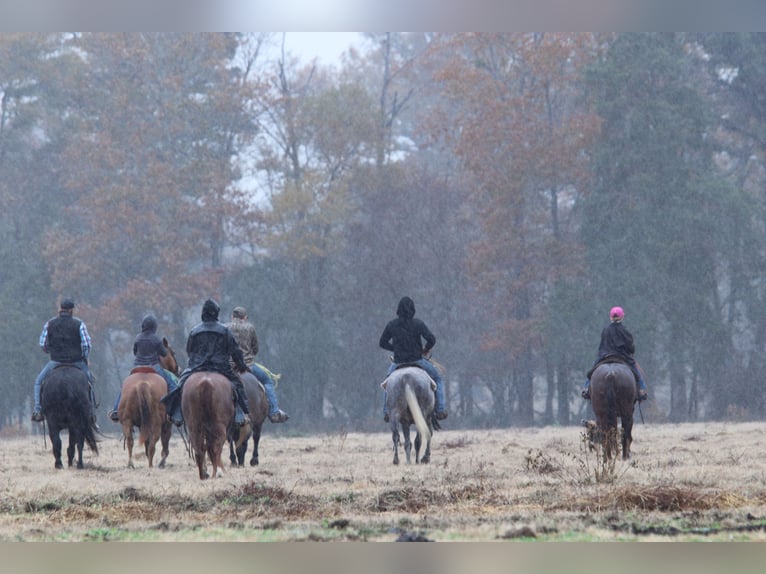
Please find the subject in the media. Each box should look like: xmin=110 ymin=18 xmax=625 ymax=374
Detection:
xmin=228 ymin=371 xmax=269 ymax=467
xmin=39 ymin=365 xmax=99 ymax=469
xmin=590 ymin=361 xmax=637 ymax=460
xmin=182 ymin=371 xmax=235 ymax=479
xmin=117 ymin=338 xmax=180 ymax=468
xmin=382 ymin=366 xmax=435 ymax=465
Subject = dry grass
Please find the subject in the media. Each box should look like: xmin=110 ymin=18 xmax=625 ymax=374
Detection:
xmin=2 ymin=421 xmax=766 ymax=541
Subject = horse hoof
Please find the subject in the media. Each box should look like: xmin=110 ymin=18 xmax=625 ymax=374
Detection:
xmin=250 ymin=458 xmax=258 ymax=467
xmin=55 ymin=462 xmax=63 ymax=470
xmin=158 ymin=460 xmax=166 ymax=469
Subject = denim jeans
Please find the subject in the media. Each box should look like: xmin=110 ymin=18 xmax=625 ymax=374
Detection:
xmin=112 ymin=365 xmax=179 ymax=412
xmin=250 ymin=363 xmax=281 ymax=416
xmin=383 ymin=358 xmax=446 ymax=415
xmin=34 ymin=360 xmax=93 ymax=412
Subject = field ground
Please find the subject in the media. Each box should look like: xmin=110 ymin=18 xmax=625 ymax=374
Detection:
xmin=2 ymin=420 xmax=766 ymax=541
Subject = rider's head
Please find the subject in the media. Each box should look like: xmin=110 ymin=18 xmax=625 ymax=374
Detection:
xmin=202 ymin=298 xmax=220 ymax=322
xmin=60 ymin=298 xmax=75 ymax=314
xmin=610 ymin=306 xmax=625 ymax=322
xmin=232 ymin=306 xmax=247 ymax=320
xmin=397 ymin=296 xmax=416 ymax=320
xmin=141 ymin=314 xmax=158 ymax=333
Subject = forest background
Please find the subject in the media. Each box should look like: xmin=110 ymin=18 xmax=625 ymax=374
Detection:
xmin=2 ymin=32 xmax=765 ymax=431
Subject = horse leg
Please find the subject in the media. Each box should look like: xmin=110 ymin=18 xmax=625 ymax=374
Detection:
xmin=391 ymin=427 xmax=400 ymax=465
xmin=250 ymin=425 xmax=262 ymax=466
xmin=67 ymin=432 xmax=76 ymax=467
xmin=414 ymin=431 xmax=422 ymax=464
xmin=421 ymin=435 xmax=431 ymax=464
xmin=210 ymin=428 xmax=225 ymax=478
xmin=50 ymin=430 xmax=63 ymax=470
xmin=126 ymin=426 xmax=135 ymax=469
xmin=402 ymin=423 xmax=412 ymax=464
xmin=146 ymin=436 xmax=156 ymax=468
xmin=158 ymin=421 xmax=171 ymax=469
xmin=622 ymin=416 xmax=634 ymax=460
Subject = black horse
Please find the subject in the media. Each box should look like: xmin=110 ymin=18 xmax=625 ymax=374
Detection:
xmin=40 ymin=365 xmax=99 ymax=469
xmin=228 ymin=371 xmax=269 ymax=467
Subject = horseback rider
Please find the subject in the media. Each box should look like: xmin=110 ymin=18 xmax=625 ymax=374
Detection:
xmin=379 ymin=296 xmax=447 ymax=422
xmin=581 ymin=306 xmax=648 ymax=402
xmin=225 ymin=306 xmax=289 ymax=423
xmin=32 ymin=298 xmax=98 ymax=422
xmin=161 ymin=299 xmax=250 ymax=426
xmin=108 ymin=314 xmax=180 ymax=422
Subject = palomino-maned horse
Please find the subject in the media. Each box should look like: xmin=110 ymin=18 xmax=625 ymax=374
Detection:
xmin=117 ymin=338 xmax=180 ymax=468
xmin=590 ymin=360 xmax=637 ymax=460
xmin=40 ymin=365 xmax=99 ymax=469
xmin=382 ymin=366 xmax=435 ymax=465
xmin=228 ymin=371 xmax=269 ymax=467
xmin=182 ymin=371 xmax=235 ymax=480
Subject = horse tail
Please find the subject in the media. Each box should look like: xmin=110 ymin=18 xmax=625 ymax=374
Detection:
xmin=137 ymin=381 xmax=154 ymax=448
xmin=606 ymin=372 xmax=618 ymax=429
xmin=405 ymin=384 xmax=431 ymax=443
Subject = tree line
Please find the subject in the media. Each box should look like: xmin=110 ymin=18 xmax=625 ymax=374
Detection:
xmin=2 ymin=32 xmax=766 ymax=431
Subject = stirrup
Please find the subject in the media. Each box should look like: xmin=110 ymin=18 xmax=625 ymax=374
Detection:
xmin=268 ymin=410 xmax=289 ymax=423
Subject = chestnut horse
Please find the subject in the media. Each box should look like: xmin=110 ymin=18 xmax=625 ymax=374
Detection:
xmin=382 ymin=366 xmax=435 ymax=465
xmin=40 ymin=365 xmax=99 ymax=469
xmin=117 ymin=338 xmax=180 ymax=468
xmin=590 ymin=361 xmax=637 ymax=460
xmin=182 ymin=371 xmax=235 ymax=479
xmin=228 ymin=371 xmax=269 ymax=467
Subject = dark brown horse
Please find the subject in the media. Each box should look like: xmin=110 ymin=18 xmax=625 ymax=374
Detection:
xmin=182 ymin=371 xmax=235 ymax=479
xmin=383 ymin=366 xmax=435 ymax=465
xmin=40 ymin=365 xmax=99 ymax=469
xmin=228 ymin=371 xmax=269 ymax=467
xmin=117 ymin=338 xmax=180 ymax=468
xmin=590 ymin=361 xmax=637 ymax=460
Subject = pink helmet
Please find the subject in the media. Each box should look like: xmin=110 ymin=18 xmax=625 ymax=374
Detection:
xmin=610 ymin=306 xmax=625 ymax=321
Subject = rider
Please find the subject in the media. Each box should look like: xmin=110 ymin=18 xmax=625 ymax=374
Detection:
xmin=108 ymin=314 xmax=179 ymax=422
xmin=32 ymin=298 xmax=97 ymax=422
xmin=379 ymin=296 xmax=447 ymax=422
xmin=161 ymin=299 xmax=250 ymax=427
xmin=581 ymin=306 xmax=648 ymax=402
xmin=225 ymin=306 xmax=289 ymax=423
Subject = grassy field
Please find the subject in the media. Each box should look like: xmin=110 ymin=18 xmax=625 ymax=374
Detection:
xmin=2 ymin=419 xmax=766 ymax=542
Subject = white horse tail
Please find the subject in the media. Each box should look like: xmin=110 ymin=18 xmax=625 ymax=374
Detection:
xmin=405 ymin=384 xmax=431 ymax=443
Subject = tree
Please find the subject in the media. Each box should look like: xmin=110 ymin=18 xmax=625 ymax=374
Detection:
xmin=425 ymin=33 xmax=600 ymax=425
xmin=583 ymin=33 xmax=736 ymax=421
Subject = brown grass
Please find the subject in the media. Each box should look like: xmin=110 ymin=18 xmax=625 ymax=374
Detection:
xmin=3 ymin=421 xmax=766 ymax=540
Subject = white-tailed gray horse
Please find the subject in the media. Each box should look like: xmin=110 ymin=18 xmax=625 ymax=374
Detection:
xmin=382 ymin=366 xmax=435 ymax=464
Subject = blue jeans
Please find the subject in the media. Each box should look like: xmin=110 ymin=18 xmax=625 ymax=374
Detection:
xmin=112 ymin=366 xmax=179 ymax=412
xmin=383 ymin=358 xmax=446 ymax=415
xmin=250 ymin=363 xmax=281 ymax=416
xmin=34 ymin=360 xmax=94 ymax=412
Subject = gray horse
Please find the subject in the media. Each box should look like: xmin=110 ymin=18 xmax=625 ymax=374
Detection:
xmin=382 ymin=366 xmax=435 ymax=465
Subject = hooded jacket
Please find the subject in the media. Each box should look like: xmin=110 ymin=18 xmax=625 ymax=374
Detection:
xmin=133 ymin=314 xmax=168 ymax=366
xmin=379 ymin=296 xmax=436 ymax=364
xmin=185 ymin=299 xmax=247 ymax=378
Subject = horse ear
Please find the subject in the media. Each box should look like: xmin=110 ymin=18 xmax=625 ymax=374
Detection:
xmin=163 ymin=337 xmax=169 ymax=346
xmin=381 ymin=380 xmax=388 ymax=390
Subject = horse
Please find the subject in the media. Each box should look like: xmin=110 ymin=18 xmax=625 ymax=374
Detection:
xmin=382 ymin=366 xmax=435 ymax=465
xmin=228 ymin=371 xmax=269 ymax=467
xmin=589 ymin=361 xmax=637 ymax=460
xmin=182 ymin=371 xmax=235 ymax=479
xmin=116 ymin=338 xmax=180 ymax=469
xmin=39 ymin=365 xmax=99 ymax=469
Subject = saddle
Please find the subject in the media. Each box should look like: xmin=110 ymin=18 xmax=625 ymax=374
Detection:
xmin=130 ymin=366 xmax=156 ymax=375
xmin=587 ymin=355 xmax=638 ymax=382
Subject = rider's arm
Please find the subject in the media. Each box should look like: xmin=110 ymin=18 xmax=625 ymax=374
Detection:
xmin=79 ymin=322 xmax=92 ymax=360
xmin=39 ymin=322 xmax=49 ymax=353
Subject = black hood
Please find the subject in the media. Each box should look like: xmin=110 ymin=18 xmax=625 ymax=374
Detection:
xmin=396 ymin=296 xmax=415 ymax=320
xmin=141 ymin=314 xmax=158 ymax=334
xmin=201 ymin=299 xmax=220 ymax=322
